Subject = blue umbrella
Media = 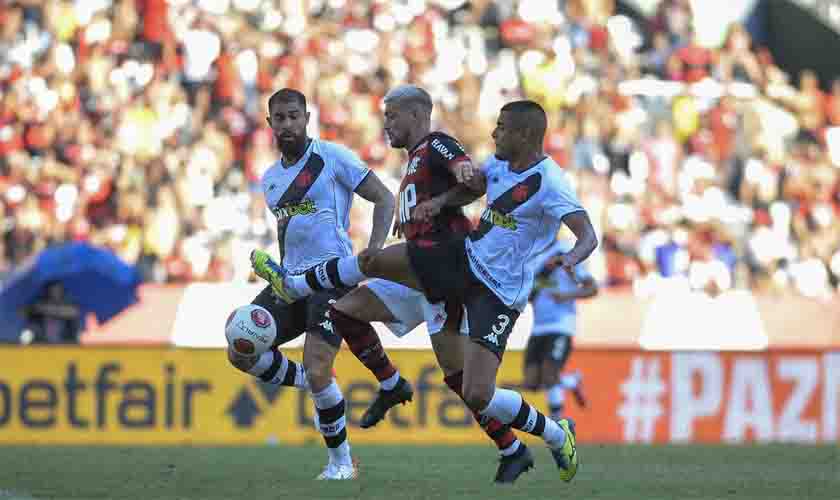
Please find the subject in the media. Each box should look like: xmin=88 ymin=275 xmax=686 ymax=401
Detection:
xmin=0 ymin=242 xmax=141 ymax=342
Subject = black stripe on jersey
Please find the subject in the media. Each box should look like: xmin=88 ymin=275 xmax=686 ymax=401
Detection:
xmin=470 ymin=173 xmax=542 ymax=242
xmin=273 ymin=153 xmax=326 ymax=252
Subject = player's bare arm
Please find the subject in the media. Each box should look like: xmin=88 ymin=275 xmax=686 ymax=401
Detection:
xmin=354 ymin=172 xmax=396 ymax=250
xmin=549 ymin=277 xmax=598 ymax=302
xmin=413 ymin=184 xmax=484 ymax=222
xmin=555 ymin=211 xmax=598 ymax=282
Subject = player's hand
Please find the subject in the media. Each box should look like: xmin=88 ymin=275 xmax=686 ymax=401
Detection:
xmin=555 ymin=253 xmax=580 ymax=285
xmin=453 ymin=159 xmax=479 ymax=185
xmin=412 ymin=196 xmax=444 ymax=222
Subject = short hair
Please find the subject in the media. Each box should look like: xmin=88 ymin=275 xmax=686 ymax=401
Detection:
xmin=268 ymin=88 xmax=307 ymax=112
xmin=500 ymin=100 xmax=547 ymax=143
xmin=383 ymin=84 xmax=433 ymax=114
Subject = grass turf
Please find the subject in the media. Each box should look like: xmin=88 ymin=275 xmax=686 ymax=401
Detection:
xmin=0 ymin=444 xmax=836 ymax=500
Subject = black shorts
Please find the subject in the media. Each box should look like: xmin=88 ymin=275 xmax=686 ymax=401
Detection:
xmin=524 ymin=334 xmax=574 ymax=369
xmin=408 ymin=237 xmax=519 ymax=357
xmin=251 ymin=285 xmax=351 ymax=349
xmin=406 ymin=237 xmax=471 ymax=304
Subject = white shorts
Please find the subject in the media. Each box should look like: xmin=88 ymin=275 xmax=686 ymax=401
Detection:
xmin=365 ymin=279 xmax=467 ymax=337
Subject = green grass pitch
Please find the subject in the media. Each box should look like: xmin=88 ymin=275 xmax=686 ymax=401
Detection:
xmin=0 ymin=444 xmax=836 ymax=499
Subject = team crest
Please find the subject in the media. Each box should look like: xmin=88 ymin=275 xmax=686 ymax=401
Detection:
xmin=250 ymin=308 xmax=272 ymax=328
xmin=512 ymin=184 xmax=529 ymax=202
xmin=296 ymin=171 xmax=313 ymax=187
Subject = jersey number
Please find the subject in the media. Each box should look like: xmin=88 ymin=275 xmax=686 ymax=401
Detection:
xmin=399 ymin=184 xmax=417 ymax=224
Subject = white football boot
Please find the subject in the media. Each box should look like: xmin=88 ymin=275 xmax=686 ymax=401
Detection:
xmin=316 ymin=460 xmax=358 ymax=480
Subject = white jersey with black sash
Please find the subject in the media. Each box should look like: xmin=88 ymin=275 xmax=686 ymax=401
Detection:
xmin=260 ymin=138 xmax=370 ymax=274
xmin=465 ymin=156 xmax=584 ymax=311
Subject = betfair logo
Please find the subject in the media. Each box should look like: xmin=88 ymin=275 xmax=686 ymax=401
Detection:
xmin=272 ymin=199 xmax=316 ymax=220
xmin=480 ymin=208 xmax=516 ymax=230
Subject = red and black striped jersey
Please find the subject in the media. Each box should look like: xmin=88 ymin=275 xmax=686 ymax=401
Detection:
xmin=397 ymin=132 xmax=473 ymax=245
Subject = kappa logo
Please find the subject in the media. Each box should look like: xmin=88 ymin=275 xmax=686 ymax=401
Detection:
xmin=483 ymin=331 xmax=500 ymax=346
xmin=319 ymin=319 xmax=334 ymax=333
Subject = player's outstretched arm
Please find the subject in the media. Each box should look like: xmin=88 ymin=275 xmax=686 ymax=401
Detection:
xmin=412 ymin=184 xmax=484 ymax=222
xmin=354 ymin=172 xmax=396 ymax=250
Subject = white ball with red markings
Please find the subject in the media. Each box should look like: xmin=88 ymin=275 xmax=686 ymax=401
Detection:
xmin=225 ymin=304 xmax=276 ymax=357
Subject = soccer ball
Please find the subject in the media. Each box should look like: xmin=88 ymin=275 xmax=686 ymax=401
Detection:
xmin=225 ymin=304 xmax=277 ymax=357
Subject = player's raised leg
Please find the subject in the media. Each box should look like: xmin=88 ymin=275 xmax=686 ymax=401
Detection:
xmin=254 ymin=243 xmax=423 ymax=303
xmin=328 ymin=285 xmax=413 ymax=428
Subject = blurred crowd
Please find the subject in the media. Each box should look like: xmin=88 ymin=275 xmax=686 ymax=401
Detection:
xmin=1 ymin=0 xmax=839 ymax=301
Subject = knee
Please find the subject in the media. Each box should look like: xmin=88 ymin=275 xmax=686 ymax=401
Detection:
xmin=436 ymin=351 xmax=462 ymax=377
xmin=357 ymin=251 xmax=379 ymax=276
xmin=462 ymin=382 xmax=494 ymax=413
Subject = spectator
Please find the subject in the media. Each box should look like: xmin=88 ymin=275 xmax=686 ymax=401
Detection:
xmin=0 ymin=0 xmax=836 ymax=304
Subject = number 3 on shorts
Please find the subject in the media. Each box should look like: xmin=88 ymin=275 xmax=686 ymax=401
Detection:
xmin=492 ymin=314 xmax=510 ymax=335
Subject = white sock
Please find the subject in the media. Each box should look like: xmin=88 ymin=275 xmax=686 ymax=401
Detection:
xmin=380 ymin=371 xmax=400 ymax=391
xmin=547 ymin=384 xmax=565 ymax=412
xmin=286 ymin=274 xmax=313 ymax=298
xmin=247 ymin=351 xmax=276 ymax=377
xmin=311 ymin=380 xmax=343 ymax=408
xmin=541 ymin=418 xmax=567 ymax=449
xmin=337 ymin=256 xmax=366 ymax=286
xmin=311 ymin=380 xmax=352 ymax=466
xmin=481 ymin=388 xmax=522 ymax=424
xmin=561 ymin=372 xmax=580 ymax=389
xmin=499 ymin=440 xmax=521 ymax=457
xmin=482 ymin=388 xmax=566 ymax=449
xmin=248 ymin=351 xmax=308 ymax=390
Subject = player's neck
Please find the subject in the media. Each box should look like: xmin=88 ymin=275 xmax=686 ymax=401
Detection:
xmin=508 ymin=148 xmax=546 ymax=173
xmin=404 ymin=126 xmax=431 ymax=154
xmin=280 ymin=137 xmax=311 ymax=167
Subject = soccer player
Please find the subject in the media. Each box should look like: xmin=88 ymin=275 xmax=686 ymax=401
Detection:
xmin=524 ymin=238 xmax=598 ymax=420
xmin=254 ymin=99 xmax=598 ymax=482
xmin=227 ymin=88 xmax=395 ymax=480
xmin=302 ymin=85 xmax=532 ymax=483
